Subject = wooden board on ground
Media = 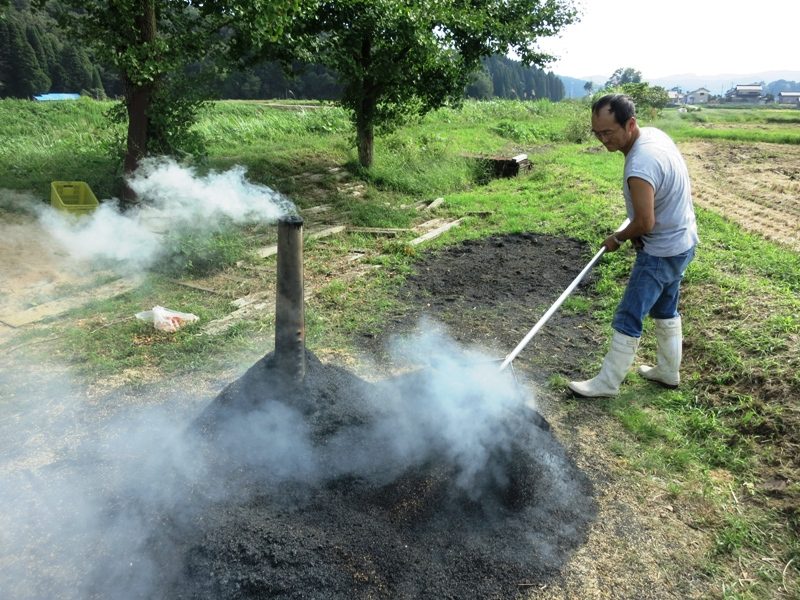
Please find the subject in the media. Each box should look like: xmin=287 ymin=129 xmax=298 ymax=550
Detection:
xmin=424 ymin=197 xmax=444 ymax=211
xmin=0 ymin=277 xmax=142 ymax=327
xmin=256 ymin=225 xmax=346 ymax=258
xmin=202 ymin=287 xmax=315 ymax=336
xmin=347 ymin=227 xmax=412 ymax=236
xmin=201 ymin=291 xmax=274 ymax=335
xmin=308 ymin=225 xmax=346 ymax=240
xmin=409 ymin=218 xmax=464 ymax=246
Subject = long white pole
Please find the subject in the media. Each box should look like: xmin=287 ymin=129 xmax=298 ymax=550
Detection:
xmin=498 ymin=219 xmax=630 ymax=371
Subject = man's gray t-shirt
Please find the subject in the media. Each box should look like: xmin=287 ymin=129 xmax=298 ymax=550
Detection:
xmin=623 ymin=127 xmax=699 ymax=256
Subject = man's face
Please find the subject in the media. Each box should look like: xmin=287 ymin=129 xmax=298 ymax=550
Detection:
xmin=591 ymin=106 xmax=634 ymax=153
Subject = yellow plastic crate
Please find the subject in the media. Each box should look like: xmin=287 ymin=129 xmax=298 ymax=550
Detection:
xmin=50 ymin=181 xmax=99 ymax=215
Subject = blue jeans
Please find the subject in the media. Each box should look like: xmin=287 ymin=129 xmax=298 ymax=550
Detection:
xmin=612 ymin=246 xmax=696 ymax=338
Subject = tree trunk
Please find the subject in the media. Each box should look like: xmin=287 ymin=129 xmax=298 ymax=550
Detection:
xmin=120 ymin=0 xmax=157 ymax=208
xmin=121 ymin=78 xmax=153 ymax=207
xmin=356 ymin=93 xmax=375 ymax=168
xmin=354 ymin=33 xmax=376 ymax=169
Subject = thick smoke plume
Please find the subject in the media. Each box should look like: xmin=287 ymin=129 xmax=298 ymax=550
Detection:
xmin=209 ymin=320 xmax=528 ymax=493
xmin=36 ymin=158 xmax=296 ymax=272
xmin=0 ymin=323 xmax=581 ymax=599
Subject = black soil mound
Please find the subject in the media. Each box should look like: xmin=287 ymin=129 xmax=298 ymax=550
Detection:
xmin=398 ymin=231 xmax=602 ymax=380
xmin=161 ymin=339 xmax=596 ymax=599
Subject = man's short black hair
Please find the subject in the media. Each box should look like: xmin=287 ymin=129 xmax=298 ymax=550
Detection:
xmin=592 ymin=94 xmax=636 ymax=127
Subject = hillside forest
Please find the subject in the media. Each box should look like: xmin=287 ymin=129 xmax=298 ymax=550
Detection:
xmin=0 ymin=2 xmax=566 ymax=102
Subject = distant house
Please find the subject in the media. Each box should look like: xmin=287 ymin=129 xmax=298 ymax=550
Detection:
xmin=686 ymin=88 xmax=710 ymax=104
xmin=33 ymin=93 xmax=81 ymax=101
xmin=777 ymin=91 xmax=800 ymax=106
xmin=667 ymin=90 xmax=685 ymax=105
xmin=725 ymin=84 xmax=763 ymax=103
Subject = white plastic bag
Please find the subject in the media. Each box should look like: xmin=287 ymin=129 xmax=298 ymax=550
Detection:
xmin=135 ymin=305 xmax=199 ymax=332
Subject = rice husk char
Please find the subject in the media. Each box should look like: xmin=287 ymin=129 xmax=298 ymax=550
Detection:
xmin=171 ymin=347 xmax=596 ymax=599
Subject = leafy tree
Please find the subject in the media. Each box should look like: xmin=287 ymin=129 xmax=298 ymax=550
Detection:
xmin=465 ymin=70 xmax=493 ymax=99
xmin=583 ymin=80 xmax=593 ymax=94
xmin=619 ymin=82 xmax=668 ymax=111
xmin=0 ymin=19 xmax=10 ymax=95
xmin=89 ymin=66 xmax=104 ymax=97
xmin=60 ymin=43 xmax=93 ymax=91
xmin=279 ymin=0 xmax=577 ymax=167
xmin=7 ymin=17 xmax=48 ymax=95
xmin=49 ymin=0 xmax=303 ymax=206
xmin=605 ymin=67 xmax=641 ymax=87
xmin=594 ymin=82 xmax=669 ymax=114
xmin=24 ymin=22 xmax=46 ymax=70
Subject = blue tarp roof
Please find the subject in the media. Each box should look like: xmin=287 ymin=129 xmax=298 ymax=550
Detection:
xmin=33 ymin=93 xmax=81 ymax=101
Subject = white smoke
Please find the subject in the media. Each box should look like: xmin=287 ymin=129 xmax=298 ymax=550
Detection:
xmin=322 ymin=320 xmax=526 ymax=490
xmin=0 ymin=370 xmax=213 ymax=600
xmin=36 ymin=158 xmax=296 ymax=273
xmin=0 ymin=323 xmax=555 ymax=599
xmin=38 ymin=201 xmax=163 ymax=270
xmin=126 ymin=157 xmax=296 ymax=225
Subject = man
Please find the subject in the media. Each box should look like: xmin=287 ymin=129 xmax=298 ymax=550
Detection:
xmin=568 ymin=94 xmax=699 ymax=398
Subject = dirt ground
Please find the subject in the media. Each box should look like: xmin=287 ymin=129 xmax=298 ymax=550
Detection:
xmin=380 ymin=234 xmax=715 ymax=600
xmin=1 ymin=138 xmax=798 ymax=598
xmin=681 ymin=140 xmax=800 ymax=251
xmin=0 ymin=207 xmax=95 ymax=340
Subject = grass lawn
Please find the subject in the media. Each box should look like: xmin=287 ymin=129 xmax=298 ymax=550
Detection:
xmin=1 ymin=97 xmax=798 ymax=598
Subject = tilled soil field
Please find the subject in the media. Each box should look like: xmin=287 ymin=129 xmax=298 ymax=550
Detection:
xmin=680 ymin=140 xmax=800 ymax=250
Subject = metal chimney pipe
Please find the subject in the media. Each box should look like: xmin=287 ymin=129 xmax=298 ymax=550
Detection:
xmin=274 ymin=215 xmax=306 ymax=382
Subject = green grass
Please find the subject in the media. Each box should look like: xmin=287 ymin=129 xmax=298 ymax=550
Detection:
xmin=2 ymin=98 xmax=799 ymax=597
xmin=656 ymin=107 xmax=800 ymax=144
xmin=0 ymin=98 xmax=122 ymax=199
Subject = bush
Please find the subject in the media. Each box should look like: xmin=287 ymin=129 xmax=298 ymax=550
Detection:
xmin=563 ymin=116 xmax=591 ymax=143
xmin=593 ymin=82 xmax=670 ymax=115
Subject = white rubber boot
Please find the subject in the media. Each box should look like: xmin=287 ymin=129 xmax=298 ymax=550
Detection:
xmin=568 ymin=331 xmax=640 ymax=398
xmin=638 ymin=317 xmax=682 ymax=388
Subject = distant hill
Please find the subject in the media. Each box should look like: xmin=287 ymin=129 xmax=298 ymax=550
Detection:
xmin=557 ymin=70 xmax=800 ymax=98
xmin=559 ymin=75 xmax=591 ymax=99
xmin=648 ymin=71 xmax=800 ymax=94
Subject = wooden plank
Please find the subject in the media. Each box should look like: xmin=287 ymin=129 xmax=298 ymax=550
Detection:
xmin=347 ymin=226 xmax=411 ymax=236
xmin=413 ymin=218 xmax=447 ymax=232
xmin=308 ymin=225 xmax=346 ymax=240
xmin=424 ymin=197 xmax=445 ymax=211
xmin=409 ymin=218 xmax=464 ymax=246
xmin=0 ymin=277 xmax=141 ymax=327
xmin=203 ymin=288 xmax=315 ymax=336
xmin=202 ymin=294 xmax=274 ymax=335
xmin=257 ymin=244 xmax=278 ymax=258
xmin=230 ymin=290 xmax=270 ymax=309
xmin=256 ymin=225 xmax=347 ymax=258
xmin=401 ymin=200 xmax=428 ymax=210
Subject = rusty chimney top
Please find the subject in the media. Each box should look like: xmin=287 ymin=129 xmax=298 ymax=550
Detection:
xmin=274 ymin=215 xmax=306 ymax=383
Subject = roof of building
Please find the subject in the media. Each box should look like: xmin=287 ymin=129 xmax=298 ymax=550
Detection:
xmin=690 ymin=88 xmax=710 ymax=94
xmin=778 ymin=91 xmax=800 ymax=96
xmin=735 ymin=85 xmax=762 ymax=92
xmin=33 ymin=93 xmax=81 ymax=101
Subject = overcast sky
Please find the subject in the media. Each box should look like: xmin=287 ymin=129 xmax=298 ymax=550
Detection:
xmin=536 ymin=0 xmax=799 ymax=80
